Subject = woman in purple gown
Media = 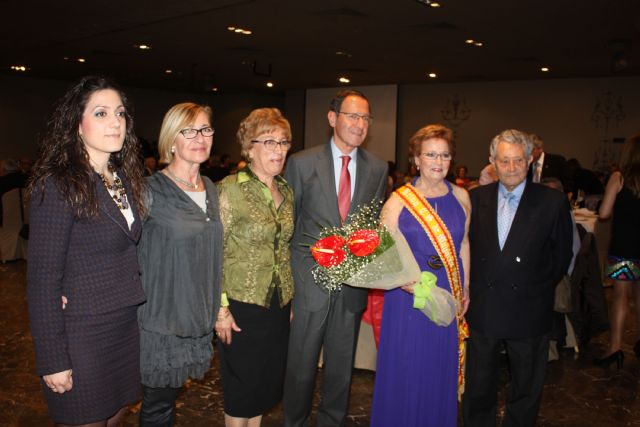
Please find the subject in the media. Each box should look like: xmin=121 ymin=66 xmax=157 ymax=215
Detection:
xmin=370 ymin=124 xmax=470 ymax=427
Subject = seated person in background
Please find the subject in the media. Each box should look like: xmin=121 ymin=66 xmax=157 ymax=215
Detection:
xmin=454 ymin=164 xmax=471 ymax=188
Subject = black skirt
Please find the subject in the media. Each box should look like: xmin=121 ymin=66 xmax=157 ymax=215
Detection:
xmin=42 ymin=305 xmax=140 ymax=425
xmin=218 ymin=293 xmax=291 ymax=417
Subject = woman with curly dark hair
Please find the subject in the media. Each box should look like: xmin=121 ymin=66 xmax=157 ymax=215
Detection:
xmin=27 ymin=76 xmax=147 ymax=426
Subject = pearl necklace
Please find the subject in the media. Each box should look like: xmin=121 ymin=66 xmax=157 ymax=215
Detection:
xmin=165 ymin=167 xmax=200 ymax=190
xmin=99 ymin=164 xmax=129 ymax=210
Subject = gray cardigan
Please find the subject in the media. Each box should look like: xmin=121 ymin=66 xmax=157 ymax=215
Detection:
xmin=137 ymin=173 xmax=223 ymax=337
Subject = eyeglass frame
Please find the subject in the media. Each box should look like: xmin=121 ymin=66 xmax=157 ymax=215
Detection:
xmin=179 ymin=126 xmax=215 ymax=139
xmin=420 ymin=151 xmax=453 ymax=161
xmin=251 ymin=139 xmax=292 ymax=151
xmin=337 ymin=111 xmax=374 ymax=124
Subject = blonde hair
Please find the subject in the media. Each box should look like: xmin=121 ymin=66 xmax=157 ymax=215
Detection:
xmin=236 ymin=108 xmax=291 ymax=161
xmin=620 ymin=134 xmax=640 ymax=197
xmin=158 ymin=103 xmax=212 ymax=164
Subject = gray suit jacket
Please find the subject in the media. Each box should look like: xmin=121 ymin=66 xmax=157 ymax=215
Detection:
xmin=284 ymin=143 xmax=388 ymax=313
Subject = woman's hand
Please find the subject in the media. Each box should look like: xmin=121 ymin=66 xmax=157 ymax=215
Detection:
xmin=460 ymin=287 xmax=470 ymax=316
xmin=460 ymin=286 xmax=471 ymax=316
xmin=215 ymin=307 xmax=241 ymax=345
xmin=43 ymin=369 xmax=73 ymax=394
xmin=400 ymin=280 xmax=417 ymax=294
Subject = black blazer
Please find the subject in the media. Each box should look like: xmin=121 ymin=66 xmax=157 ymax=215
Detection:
xmin=27 ymin=175 xmax=145 ymax=375
xmin=529 ymin=152 xmax=567 ymax=184
xmin=466 ymin=180 xmax=573 ymax=338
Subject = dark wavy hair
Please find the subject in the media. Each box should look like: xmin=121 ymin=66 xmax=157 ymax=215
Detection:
xmin=28 ymin=75 xmax=146 ymax=218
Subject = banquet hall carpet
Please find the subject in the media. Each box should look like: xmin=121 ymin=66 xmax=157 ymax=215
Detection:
xmin=2 ymin=260 xmax=638 ymax=426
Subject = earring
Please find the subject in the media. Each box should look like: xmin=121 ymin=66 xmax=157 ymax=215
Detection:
xmin=171 ymin=147 xmax=175 ymax=154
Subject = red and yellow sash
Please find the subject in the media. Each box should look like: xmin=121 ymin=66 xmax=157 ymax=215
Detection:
xmin=396 ymin=184 xmax=469 ymax=398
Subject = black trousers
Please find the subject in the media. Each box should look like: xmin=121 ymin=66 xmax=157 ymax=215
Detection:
xmin=462 ymin=330 xmax=549 ymax=427
xmin=139 ymin=385 xmax=182 ymax=427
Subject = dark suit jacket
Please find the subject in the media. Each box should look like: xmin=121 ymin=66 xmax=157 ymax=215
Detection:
xmin=529 ymin=152 xmax=568 ymax=184
xmin=27 ymin=175 xmax=145 ymax=375
xmin=466 ymin=180 xmax=573 ymax=338
xmin=284 ymin=143 xmax=387 ymax=313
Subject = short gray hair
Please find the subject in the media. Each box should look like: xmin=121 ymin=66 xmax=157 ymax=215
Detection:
xmin=489 ymin=129 xmax=533 ymax=159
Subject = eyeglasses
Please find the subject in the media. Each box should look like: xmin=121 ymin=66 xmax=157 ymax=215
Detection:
xmin=179 ymin=126 xmax=215 ymax=139
xmin=251 ymin=139 xmax=292 ymax=151
xmin=420 ymin=152 xmax=452 ymax=161
xmin=337 ymin=112 xmax=373 ymax=124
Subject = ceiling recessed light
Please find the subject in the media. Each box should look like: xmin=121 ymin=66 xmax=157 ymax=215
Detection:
xmin=10 ymin=65 xmax=28 ymax=72
xmin=77 ymin=58 xmax=86 ymax=63
xmin=541 ymin=67 xmax=549 ymax=72
xmin=415 ymin=0 xmax=441 ymax=6
xmin=229 ymin=26 xmax=253 ymax=35
xmin=165 ymin=69 xmax=173 ymax=74
xmin=474 ymin=42 xmax=483 ymax=47
xmin=338 ymin=76 xmax=350 ymax=84
xmin=135 ymin=44 xmax=152 ymax=50
xmin=63 ymin=57 xmax=70 ymax=61
xmin=428 ymin=72 xmax=437 ymax=78
xmin=211 ymin=87 xmax=219 ymax=92
xmin=465 ymin=39 xmax=475 ymax=44
xmin=266 ymin=82 xmax=274 ymax=88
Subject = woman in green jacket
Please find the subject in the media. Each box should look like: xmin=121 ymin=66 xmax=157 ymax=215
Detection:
xmin=215 ymin=108 xmax=294 ymax=427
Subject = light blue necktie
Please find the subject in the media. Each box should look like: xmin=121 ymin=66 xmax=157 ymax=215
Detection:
xmin=498 ymin=192 xmax=516 ymax=250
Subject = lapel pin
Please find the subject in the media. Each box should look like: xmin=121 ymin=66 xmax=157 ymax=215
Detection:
xmin=516 ymin=256 xmax=521 ymax=262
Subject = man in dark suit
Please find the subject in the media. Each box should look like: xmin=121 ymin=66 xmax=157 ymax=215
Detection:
xmin=282 ymin=90 xmax=387 ymax=427
xmin=463 ymin=129 xmax=573 ymax=427
xmin=528 ymin=133 xmax=568 ymax=185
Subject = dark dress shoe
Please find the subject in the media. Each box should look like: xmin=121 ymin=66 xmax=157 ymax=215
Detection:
xmin=594 ymin=350 xmax=624 ymax=369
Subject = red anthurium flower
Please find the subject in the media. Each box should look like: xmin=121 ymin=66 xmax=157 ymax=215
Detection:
xmin=311 ymin=235 xmax=347 ymax=267
xmin=347 ymin=229 xmax=380 ymax=257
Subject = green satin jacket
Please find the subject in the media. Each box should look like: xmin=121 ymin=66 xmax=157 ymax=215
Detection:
xmin=217 ymin=167 xmax=294 ymax=308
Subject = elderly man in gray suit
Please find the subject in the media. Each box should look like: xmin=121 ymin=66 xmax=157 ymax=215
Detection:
xmin=283 ymin=89 xmax=388 ymax=427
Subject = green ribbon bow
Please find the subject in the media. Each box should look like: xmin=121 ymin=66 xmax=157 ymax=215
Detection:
xmin=413 ymin=271 xmax=437 ymax=310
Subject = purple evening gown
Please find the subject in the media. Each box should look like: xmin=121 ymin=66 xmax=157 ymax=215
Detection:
xmin=370 ymin=181 xmax=465 ymax=427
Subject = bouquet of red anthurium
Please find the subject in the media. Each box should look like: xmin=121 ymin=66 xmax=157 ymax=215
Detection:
xmin=310 ymin=202 xmax=421 ymax=293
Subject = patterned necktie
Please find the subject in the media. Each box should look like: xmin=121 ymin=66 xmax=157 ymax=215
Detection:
xmin=498 ymin=192 xmax=516 ymax=250
xmin=533 ymin=161 xmax=541 ymax=183
xmin=338 ymin=155 xmax=351 ymax=223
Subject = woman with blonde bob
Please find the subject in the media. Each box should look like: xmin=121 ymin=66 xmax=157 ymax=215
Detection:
xmin=216 ymin=108 xmax=295 ymax=427
xmin=138 ymin=103 xmax=224 ymax=426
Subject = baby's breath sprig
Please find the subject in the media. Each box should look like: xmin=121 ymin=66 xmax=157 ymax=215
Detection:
xmin=310 ymin=200 xmax=394 ymax=292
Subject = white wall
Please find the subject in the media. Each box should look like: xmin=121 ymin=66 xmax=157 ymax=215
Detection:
xmin=304 ymin=85 xmax=398 ymax=162
xmin=397 ymin=76 xmax=640 ymax=176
